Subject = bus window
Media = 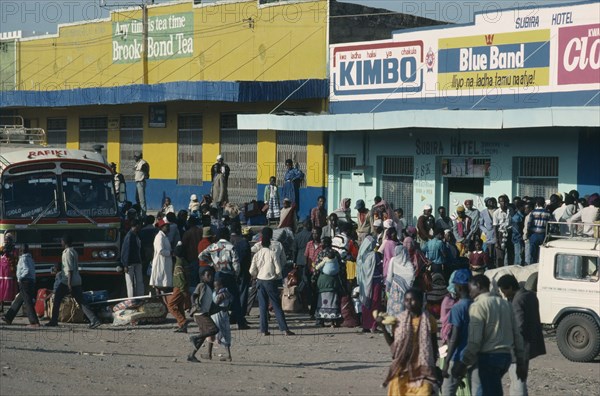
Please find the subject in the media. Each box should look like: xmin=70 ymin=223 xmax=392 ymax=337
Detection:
xmin=2 ymin=174 xmax=59 ymax=219
xmin=63 ymin=173 xmax=117 ymax=217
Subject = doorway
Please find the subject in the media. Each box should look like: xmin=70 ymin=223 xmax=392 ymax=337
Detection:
xmin=447 ymin=177 xmax=484 ymax=209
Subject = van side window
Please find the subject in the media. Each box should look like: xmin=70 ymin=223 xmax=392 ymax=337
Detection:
xmin=555 ymin=254 xmax=599 ymax=282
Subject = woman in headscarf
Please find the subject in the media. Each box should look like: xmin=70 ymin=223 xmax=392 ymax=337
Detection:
xmin=356 ymin=235 xmax=383 ymax=333
xmin=377 ymin=288 xmax=440 ymax=396
xmin=0 ymin=233 xmax=18 ymax=312
xmin=332 ymin=198 xmax=353 ymax=226
xmin=385 ymin=245 xmax=415 ymax=319
xmin=372 ymin=199 xmax=404 ymax=236
xmin=313 ymin=237 xmax=343 ymax=327
xmin=381 ymin=225 xmax=400 ymax=279
xmin=403 ymin=237 xmax=432 ymax=293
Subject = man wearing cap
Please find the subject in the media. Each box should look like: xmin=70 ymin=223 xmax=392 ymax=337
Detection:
xmin=355 ymin=199 xmax=371 ymax=244
xmin=452 ymin=206 xmax=472 ymax=256
xmin=278 ymin=198 xmax=297 ymax=230
xmin=463 ymin=199 xmax=480 ymax=242
xmin=133 ymin=152 xmax=150 ymax=215
xmin=210 ymin=154 xmax=230 ymax=209
xmin=442 ymin=269 xmax=479 ymax=396
xmin=110 ymin=162 xmax=126 ymax=204
xmin=417 ymin=204 xmax=435 ymax=244
xmin=281 ymin=159 xmax=304 ymax=212
xmin=150 ymin=219 xmax=173 ymax=294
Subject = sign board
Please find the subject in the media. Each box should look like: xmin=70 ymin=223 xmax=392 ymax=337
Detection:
xmin=329 ymin=1 xmax=600 ymax=110
xmin=149 ymin=105 xmax=167 ymax=128
xmin=112 ymin=12 xmax=194 ymax=64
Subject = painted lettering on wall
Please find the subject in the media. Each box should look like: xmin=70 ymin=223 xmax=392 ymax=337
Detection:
xmin=332 ymin=41 xmax=424 ymax=97
xmin=438 ymin=30 xmax=550 ymax=90
xmin=112 ymin=12 xmax=194 ymax=64
xmin=415 ymin=139 xmax=444 ymax=155
xmin=558 ymin=23 xmax=600 ymax=85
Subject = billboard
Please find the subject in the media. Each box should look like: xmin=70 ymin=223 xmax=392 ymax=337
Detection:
xmin=329 ymin=1 xmax=600 ymax=110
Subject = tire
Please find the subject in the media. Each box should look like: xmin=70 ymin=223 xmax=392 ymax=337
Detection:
xmin=556 ymin=313 xmax=600 ymax=362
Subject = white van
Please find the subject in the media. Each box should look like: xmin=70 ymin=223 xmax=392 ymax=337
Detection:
xmin=536 ymin=224 xmax=600 ymax=362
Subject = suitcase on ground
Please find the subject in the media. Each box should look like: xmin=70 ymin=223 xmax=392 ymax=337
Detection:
xmin=35 ymin=288 xmax=52 ymax=318
xmin=82 ymin=290 xmax=108 ymax=304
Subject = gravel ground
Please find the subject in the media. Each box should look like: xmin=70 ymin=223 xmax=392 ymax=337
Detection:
xmin=1 ymin=312 xmax=598 ymax=395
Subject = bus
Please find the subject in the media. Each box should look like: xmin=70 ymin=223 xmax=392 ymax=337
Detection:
xmin=0 ymin=145 xmax=122 ymax=284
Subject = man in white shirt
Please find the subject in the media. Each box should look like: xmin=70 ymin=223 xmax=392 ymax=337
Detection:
xmin=133 ymin=152 xmax=150 ymax=215
xmin=250 ymin=227 xmax=294 ymax=336
xmin=493 ymin=195 xmax=514 ymax=267
xmin=568 ymin=197 xmax=600 ymax=237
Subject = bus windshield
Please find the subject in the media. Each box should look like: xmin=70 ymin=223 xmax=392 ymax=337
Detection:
xmin=2 ymin=173 xmax=59 ymax=219
xmin=63 ymin=173 xmax=118 ymax=217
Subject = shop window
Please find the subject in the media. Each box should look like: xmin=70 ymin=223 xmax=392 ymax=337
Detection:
xmin=339 ymin=156 xmax=357 ymax=172
xmin=276 ymin=130 xmax=307 ymax=189
xmin=220 ymin=113 xmax=257 ymax=205
xmin=381 ymin=156 xmax=414 ymax=223
xmin=119 ymin=115 xmax=143 ymax=180
xmin=79 ymin=117 xmax=108 ymax=154
xmin=515 ymin=157 xmax=558 ymax=198
xmin=46 ymin=118 xmax=67 ymax=146
xmin=177 ymin=114 xmax=203 ymax=185
xmin=555 ymin=254 xmax=599 ymax=282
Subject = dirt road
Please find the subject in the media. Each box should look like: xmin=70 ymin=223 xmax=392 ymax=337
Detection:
xmin=1 ymin=313 xmax=598 ymax=395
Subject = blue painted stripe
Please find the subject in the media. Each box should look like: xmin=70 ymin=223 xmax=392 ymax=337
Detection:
xmin=438 ymin=42 xmax=550 ymax=73
xmin=0 ymin=79 xmax=329 ymax=108
xmin=330 ymin=90 xmax=600 ymax=113
xmin=127 ymin=180 xmax=326 ymax=221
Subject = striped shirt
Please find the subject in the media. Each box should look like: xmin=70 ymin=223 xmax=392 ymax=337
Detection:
xmin=527 ymin=208 xmax=551 ymax=234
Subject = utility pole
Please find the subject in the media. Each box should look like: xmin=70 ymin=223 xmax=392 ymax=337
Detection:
xmin=142 ymin=0 xmax=149 ymax=85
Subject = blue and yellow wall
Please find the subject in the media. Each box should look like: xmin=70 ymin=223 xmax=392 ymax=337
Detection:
xmin=2 ymin=0 xmax=331 ymax=218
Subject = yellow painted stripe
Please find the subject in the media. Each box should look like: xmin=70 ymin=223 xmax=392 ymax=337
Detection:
xmin=438 ymin=67 xmax=549 ymax=90
xmin=439 ymin=30 xmax=550 ymax=49
xmin=257 ymin=130 xmax=277 ymax=185
xmin=203 ymin=113 xmax=220 ymax=183
xmin=66 ymin=115 xmax=79 ymax=150
xmin=145 ymin=116 xmax=177 ymax=179
xmin=307 ymin=131 xmax=325 ymax=188
xmin=106 ymin=127 xmax=120 ymax=169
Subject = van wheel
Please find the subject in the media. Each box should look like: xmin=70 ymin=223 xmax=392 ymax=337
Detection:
xmin=556 ymin=313 xmax=600 ymax=362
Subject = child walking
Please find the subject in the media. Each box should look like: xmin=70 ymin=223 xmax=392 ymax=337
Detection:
xmin=263 ymin=176 xmax=280 ymax=225
xmin=209 ymin=276 xmax=232 ymax=361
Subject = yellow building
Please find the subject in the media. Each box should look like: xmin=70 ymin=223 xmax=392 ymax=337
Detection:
xmin=1 ymin=0 xmax=329 ymax=218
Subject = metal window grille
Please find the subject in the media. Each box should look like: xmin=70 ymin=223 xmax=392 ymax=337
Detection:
xmin=339 ymin=156 xmax=356 ymax=172
xmin=381 ymin=156 xmax=414 ymax=222
xmin=220 ymin=114 xmax=257 ymax=205
xmin=177 ymin=114 xmax=203 ymax=185
xmin=119 ymin=115 xmax=143 ymax=180
xmin=46 ymin=118 xmax=67 ymax=146
xmin=79 ymin=117 xmax=108 ymax=154
xmin=516 ymin=157 xmax=558 ymax=198
xmin=276 ymin=130 xmax=307 ymax=189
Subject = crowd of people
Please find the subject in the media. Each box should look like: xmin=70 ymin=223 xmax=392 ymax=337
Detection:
xmin=2 ymin=153 xmax=599 ymax=396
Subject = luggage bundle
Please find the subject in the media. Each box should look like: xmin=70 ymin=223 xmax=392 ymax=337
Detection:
xmin=112 ymin=300 xmax=167 ymax=326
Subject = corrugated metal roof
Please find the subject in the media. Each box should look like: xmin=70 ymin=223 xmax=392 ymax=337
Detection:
xmin=237 ymin=107 xmax=600 ymax=131
xmin=0 ymin=79 xmax=329 ymax=108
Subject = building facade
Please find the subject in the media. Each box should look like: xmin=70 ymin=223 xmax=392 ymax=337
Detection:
xmin=240 ymin=0 xmax=600 ymax=224
xmin=1 ymin=0 xmax=330 ymax=219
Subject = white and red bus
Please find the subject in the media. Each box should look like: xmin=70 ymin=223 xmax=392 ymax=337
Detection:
xmin=0 ymin=147 xmax=121 ymax=281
